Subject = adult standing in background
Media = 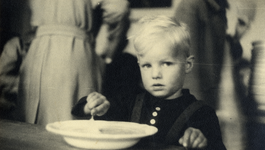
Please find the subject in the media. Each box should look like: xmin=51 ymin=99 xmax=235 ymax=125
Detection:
xmin=16 ymin=0 xmax=130 ymax=125
xmin=0 ymin=29 xmax=36 ymax=120
xmin=225 ymin=0 xmax=257 ymax=113
xmin=174 ymin=0 xmax=228 ymax=109
xmin=224 ymin=1 xmax=258 ymax=149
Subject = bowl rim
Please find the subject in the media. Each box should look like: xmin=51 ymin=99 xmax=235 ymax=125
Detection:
xmin=46 ymin=120 xmax=158 ymax=140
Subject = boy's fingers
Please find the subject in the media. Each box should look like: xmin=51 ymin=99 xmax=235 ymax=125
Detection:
xmin=84 ymin=92 xmax=98 ymax=115
xmin=94 ymin=101 xmax=110 ymax=116
xmin=87 ymin=96 xmax=105 ymax=109
xmin=191 ymin=134 xmax=203 ymax=148
xmin=90 ymin=109 xmax=96 ymax=116
xmin=189 ymin=130 xmax=199 ymax=146
xmin=87 ymin=93 xmax=106 ymax=109
xmin=87 ymin=92 xmax=101 ymax=102
xmin=178 ymin=137 xmax=184 ymax=145
xmin=198 ymin=138 xmax=207 ymax=148
xmin=180 ymin=128 xmax=207 ymax=148
xmin=183 ymin=128 xmax=192 ymax=147
xmin=191 ymin=133 xmax=207 ymax=148
xmin=87 ymin=92 xmax=97 ymax=100
xmin=87 ymin=100 xmax=107 ymax=116
xmin=86 ymin=92 xmax=109 ymax=116
xmin=84 ymin=104 xmax=92 ymax=114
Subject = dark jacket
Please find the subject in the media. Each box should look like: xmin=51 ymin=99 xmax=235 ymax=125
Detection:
xmin=72 ymin=89 xmax=226 ymax=149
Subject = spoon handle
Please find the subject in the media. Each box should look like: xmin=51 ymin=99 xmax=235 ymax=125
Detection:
xmin=90 ymin=115 xmax=94 ymax=121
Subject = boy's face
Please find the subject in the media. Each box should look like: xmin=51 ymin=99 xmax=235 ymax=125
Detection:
xmin=138 ymin=40 xmax=193 ymax=100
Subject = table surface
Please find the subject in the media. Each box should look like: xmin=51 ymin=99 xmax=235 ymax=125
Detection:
xmin=0 ymin=119 xmax=185 ymax=150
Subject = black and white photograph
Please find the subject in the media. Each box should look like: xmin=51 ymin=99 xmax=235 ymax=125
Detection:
xmin=0 ymin=0 xmax=265 ymax=149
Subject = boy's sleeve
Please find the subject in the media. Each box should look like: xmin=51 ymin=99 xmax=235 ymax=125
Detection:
xmin=71 ymin=96 xmax=88 ymax=117
xmin=71 ymin=93 xmax=136 ymax=121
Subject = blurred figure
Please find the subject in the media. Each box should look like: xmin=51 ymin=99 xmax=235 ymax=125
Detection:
xmin=0 ymin=30 xmax=36 ymax=120
xmin=173 ymin=0 xmax=229 ymax=109
xmin=15 ymin=0 xmax=130 ymax=125
xmin=95 ymin=0 xmax=131 ymax=63
xmin=218 ymin=1 xmax=257 ymax=149
xmin=220 ymin=0 xmax=256 ymax=117
xmin=102 ymin=52 xmax=144 ymax=102
xmin=226 ymin=0 xmax=257 ymax=62
xmin=226 ymin=1 xmax=262 ymax=150
xmin=100 ymin=1 xmax=142 ymax=101
xmin=225 ymin=0 xmax=257 ymax=110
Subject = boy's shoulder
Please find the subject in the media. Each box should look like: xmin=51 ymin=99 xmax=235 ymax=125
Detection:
xmin=181 ymin=89 xmax=218 ymax=119
xmin=134 ymin=89 xmax=215 ymax=113
xmin=187 ymin=98 xmax=219 ymax=128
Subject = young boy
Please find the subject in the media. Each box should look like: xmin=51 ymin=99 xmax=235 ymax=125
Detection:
xmin=72 ymin=16 xmax=226 ymax=150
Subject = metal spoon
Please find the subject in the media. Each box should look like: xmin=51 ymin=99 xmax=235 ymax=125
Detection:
xmin=89 ymin=114 xmax=101 ymax=134
xmin=90 ymin=115 xmax=94 ymax=121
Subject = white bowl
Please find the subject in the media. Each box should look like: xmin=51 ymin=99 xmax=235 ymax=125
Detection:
xmin=46 ymin=120 xmax=158 ymax=149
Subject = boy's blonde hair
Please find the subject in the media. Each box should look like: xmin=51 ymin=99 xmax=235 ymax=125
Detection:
xmin=132 ymin=15 xmax=191 ymax=57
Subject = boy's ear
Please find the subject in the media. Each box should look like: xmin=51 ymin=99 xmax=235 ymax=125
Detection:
xmin=137 ymin=55 xmax=140 ymax=65
xmin=185 ymin=55 xmax=194 ymax=73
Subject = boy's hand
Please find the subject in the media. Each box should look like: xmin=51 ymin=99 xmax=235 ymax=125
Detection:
xmin=179 ymin=127 xmax=207 ymax=149
xmin=84 ymin=92 xmax=110 ymax=116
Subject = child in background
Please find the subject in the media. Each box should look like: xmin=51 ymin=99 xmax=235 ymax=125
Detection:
xmin=72 ymin=16 xmax=226 ymax=149
xmin=0 ymin=29 xmax=36 ymax=119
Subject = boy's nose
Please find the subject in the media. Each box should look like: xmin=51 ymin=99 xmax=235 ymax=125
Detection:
xmin=152 ymin=67 xmax=162 ymax=79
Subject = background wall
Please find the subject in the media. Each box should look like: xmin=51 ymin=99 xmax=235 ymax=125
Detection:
xmin=0 ymin=0 xmax=31 ymax=53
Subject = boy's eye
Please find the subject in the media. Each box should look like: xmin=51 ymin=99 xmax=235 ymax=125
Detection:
xmin=162 ymin=62 xmax=172 ymax=67
xmin=141 ymin=64 xmax=151 ymax=69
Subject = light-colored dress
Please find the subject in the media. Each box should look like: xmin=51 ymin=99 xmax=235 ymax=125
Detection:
xmin=17 ymin=0 xmax=103 ymax=125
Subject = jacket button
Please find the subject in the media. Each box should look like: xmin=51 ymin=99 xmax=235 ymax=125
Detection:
xmin=152 ymin=111 xmax=158 ymax=117
xmin=150 ymin=119 xmax=156 ymax=125
xmin=155 ymin=107 xmax=161 ymax=111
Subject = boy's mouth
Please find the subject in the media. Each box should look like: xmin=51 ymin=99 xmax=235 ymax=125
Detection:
xmin=152 ymin=84 xmax=164 ymax=90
